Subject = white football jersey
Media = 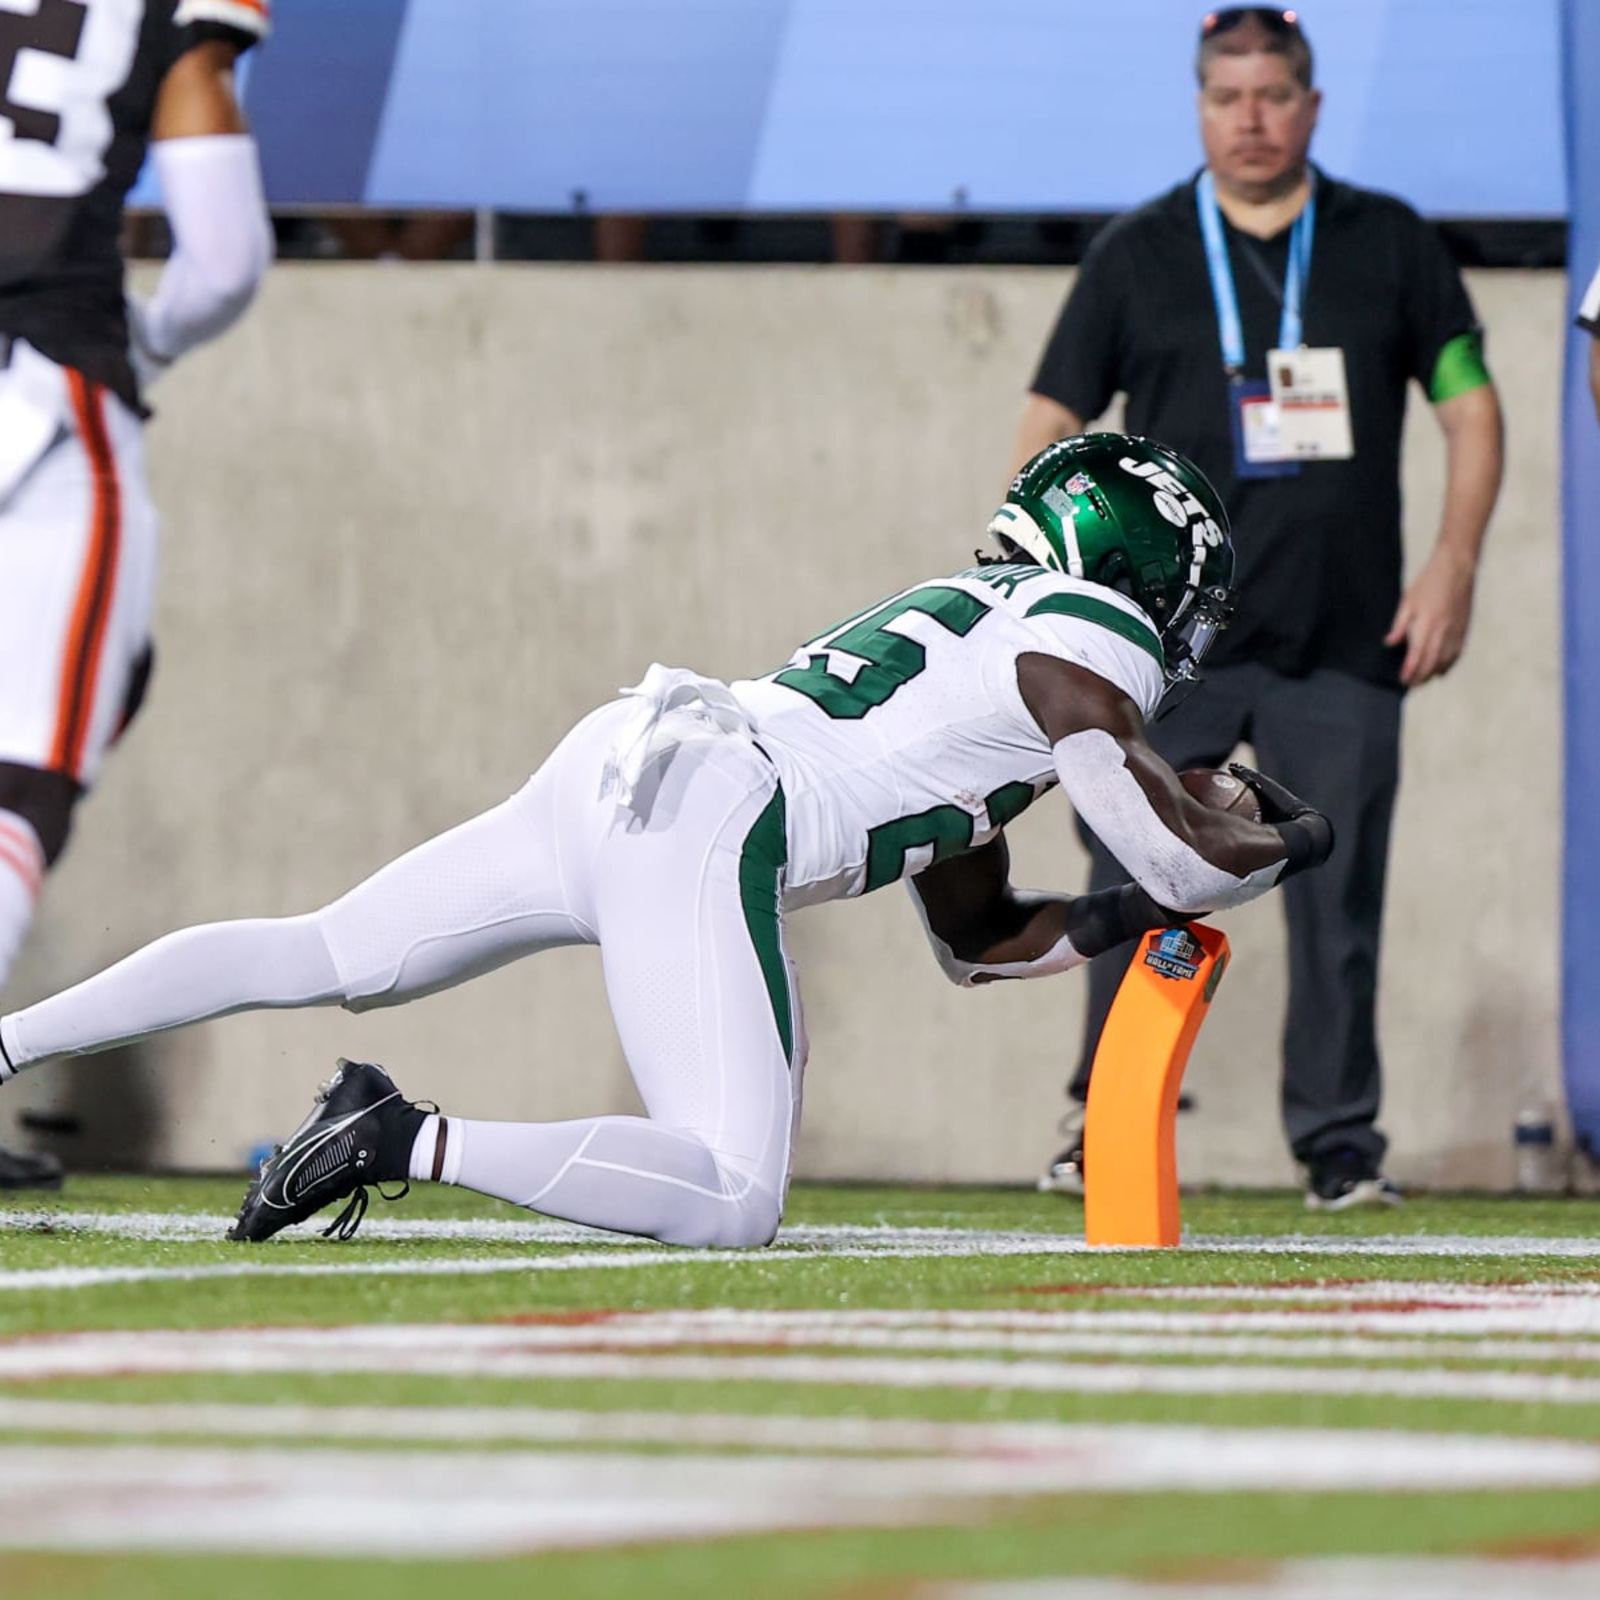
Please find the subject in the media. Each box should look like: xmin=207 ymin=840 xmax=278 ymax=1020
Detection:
xmin=730 ymin=564 xmax=1166 ymax=907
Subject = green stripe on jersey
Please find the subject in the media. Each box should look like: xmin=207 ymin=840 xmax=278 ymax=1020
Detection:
xmin=738 ymin=786 xmax=795 ymax=1067
xmin=1428 ymin=330 xmax=1492 ymax=403
xmin=1024 ymin=592 xmax=1164 ymax=670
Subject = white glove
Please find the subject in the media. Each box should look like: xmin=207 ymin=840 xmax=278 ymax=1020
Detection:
xmin=126 ymin=296 xmax=173 ymax=392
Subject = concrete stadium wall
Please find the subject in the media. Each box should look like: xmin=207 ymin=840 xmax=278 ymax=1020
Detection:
xmin=0 ymin=264 xmax=1563 ymax=1191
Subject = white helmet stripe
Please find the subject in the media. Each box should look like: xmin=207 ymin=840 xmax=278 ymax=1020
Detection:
xmin=1058 ymin=507 xmax=1085 ymax=578
xmin=985 ymin=506 xmax=1078 ymax=576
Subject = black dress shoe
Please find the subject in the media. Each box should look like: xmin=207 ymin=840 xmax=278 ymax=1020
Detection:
xmin=0 ymin=1144 xmax=64 ymax=1190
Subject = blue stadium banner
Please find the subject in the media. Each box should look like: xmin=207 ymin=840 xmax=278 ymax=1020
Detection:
xmin=246 ymin=0 xmax=411 ymax=204
xmin=191 ymin=0 xmax=1567 ymax=215
xmin=1562 ymin=0 xmax=1600 ymax=1158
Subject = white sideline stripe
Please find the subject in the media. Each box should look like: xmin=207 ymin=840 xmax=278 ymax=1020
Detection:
xmin=9 ymin=1399 xmax=1541 ymax=1467
xmin=2 ymin=1430 xmax=1599 ymax=1557
xmin=895 ymin=1308 xmax=1600 ymax=1338
xmin=287 ymin=1300 xmax=1600 ymax=1345
xmin=9 ymin=1301 xmax=1600 ymax=1370
xmin=0 ymin=1236 xmax=1102 ymax=1291
xmin=9 ymin=1296 xmax=1600 ymax=1362
xmin=8 ymin=1207 xmax=1600 ymax=1259
xmin=6 ymin=1325 xmax=1600 ymax=1404
xmin=622 ymin=1295 xmax=1600 ymax=1328
xmin=18 ymin=1299 xmax=1599 ymax=1365
xmin=0 ymin=1399 xmax=1326 ymax=1453
xmin=1093 ymin=1281 xmax=1600 ymax=1303
xmin=942 ymin=1554 xmax=1600 ymax=1600
xmin=8 ymin=1237 xmax=1600 ymax=1295
xmin=655 ymin=1296 xmax=1600 ymax=1324
xmin=267 ymin=1323 xmax=1600 ymax=1365
xmin=0 ymin=1212 xmax=1104 ymax=1246
xmin=5 ymin=1323 xmax=1600 ymax=1371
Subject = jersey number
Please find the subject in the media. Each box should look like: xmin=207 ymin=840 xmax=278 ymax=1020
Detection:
xmin=774 ymin=585 xmax=992 ymax=720
xmin=862 ymin=780 xmax=1035 ymax=894
xmin=0 ymin=0 xmax=141 ymax=197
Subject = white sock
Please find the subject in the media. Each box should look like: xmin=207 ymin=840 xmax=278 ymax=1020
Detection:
xmin=428 ymin=1114 xmax=781 ymax=1249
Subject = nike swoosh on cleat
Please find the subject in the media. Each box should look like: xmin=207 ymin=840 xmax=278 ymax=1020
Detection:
xmin=258 ymin=1093 xmax=400 ymax=1212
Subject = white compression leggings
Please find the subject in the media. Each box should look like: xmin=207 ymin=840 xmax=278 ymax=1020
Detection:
xmin=1 ymin=704 xmax=805 ymax=1247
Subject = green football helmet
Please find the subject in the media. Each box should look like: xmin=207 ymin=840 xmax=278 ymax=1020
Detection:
xmin=987 ymin=433 xmax=1236 ymax=689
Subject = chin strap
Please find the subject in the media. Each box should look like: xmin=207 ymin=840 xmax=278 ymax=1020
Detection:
xmin=1151 ymin=671 xmax=1204 ymax=722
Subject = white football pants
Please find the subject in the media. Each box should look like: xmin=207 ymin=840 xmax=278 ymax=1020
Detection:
xmin=0 ymin=341 xmax=159 ymax=784
xmin=0 ymin=701 xmax=806 ymax=1247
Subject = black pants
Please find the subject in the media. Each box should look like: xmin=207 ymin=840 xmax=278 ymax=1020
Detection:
xmin=1069 ymin=662 xmax=1403 ymax=1166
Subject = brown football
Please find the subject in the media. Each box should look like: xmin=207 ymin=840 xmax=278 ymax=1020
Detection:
xmin=1179 ymin=766 xmax=1263 ymax=823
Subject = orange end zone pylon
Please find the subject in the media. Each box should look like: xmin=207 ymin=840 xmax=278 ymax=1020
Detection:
xmin=1082 ymin=923 xmax=1230 ymax=1248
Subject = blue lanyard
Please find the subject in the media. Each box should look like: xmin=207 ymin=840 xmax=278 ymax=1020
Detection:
xmin=1196 ymin=169 xmax=1316 ymax=374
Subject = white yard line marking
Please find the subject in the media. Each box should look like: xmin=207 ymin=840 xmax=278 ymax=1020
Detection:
xmin=0 ymin=1399 xmax=1341 ymax=1453
xmin=3 ymin=1429 xmax=1598 ymax=1557
xmin=668 ymin=1300 xmax=1600 ymax=1337
xmin=940 ymin=1555 xmax=1600 ymax=1600
xmin=0 ymin=1233 xmax=1134 ymax=1291
xmin=1094 ymin=1282 xmax=1600 ymax=1302
xmin=388 ymin=1302 xmax=1600 ymax=1349
xmin=0 ymin=1248 xmax=725 ymax=1291
xmin=19 ymin=1308 xmax=1597 ymax=1367
xmin=4 ymin=1212 xmax=1139 ymax=1247
xmin=351 ymin=1324 xmax=1600 ymax=1365
xmin=0 ymin=1209 xmax=673 ymax=1244
xmin=6 ymin=1207 xmax=1600 ymax=1260
xmin=4 ymin=1322 xmax=1600 ymax=1404
xmin=6 ymin=1232 xmax=1600 ymax=1294
xmin=876 ymin=1309 xmax=1600 ymax=1338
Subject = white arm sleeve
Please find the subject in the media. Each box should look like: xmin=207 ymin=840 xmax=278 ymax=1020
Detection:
xmin=907 ymin=883 xmax=1088 ymax=987
xmin=1053 ymin=728 xmax=1284 ymax=914
xmin=138 ymin=134 xmax=271 ymax=368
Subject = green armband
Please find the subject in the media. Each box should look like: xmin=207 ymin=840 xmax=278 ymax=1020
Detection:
xmin=1428 ymin=330 xmax=1492 ymax=403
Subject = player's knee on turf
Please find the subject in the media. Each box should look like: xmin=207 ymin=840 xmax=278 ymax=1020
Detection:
xmin=715 ymin=1188 xmax=784 ymax=1249
xmin=665 ymin=1182 xmax=784 ymax=1249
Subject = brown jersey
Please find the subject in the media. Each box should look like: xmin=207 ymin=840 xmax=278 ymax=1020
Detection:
xmin=0 ymin=0 xmax=269 ymax=410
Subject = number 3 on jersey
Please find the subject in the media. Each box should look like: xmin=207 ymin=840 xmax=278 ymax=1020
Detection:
xmin=0 ymin=0 xmax=142 ymax=198
xmin=775 ymin=585 xmax=991 ymax=719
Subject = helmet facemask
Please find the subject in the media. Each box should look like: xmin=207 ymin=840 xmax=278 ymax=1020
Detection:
xmin=1152 ymin=507 xmax=1236 ymax=696
xmin=1160 ymin=580 xmax=1235 ymax=689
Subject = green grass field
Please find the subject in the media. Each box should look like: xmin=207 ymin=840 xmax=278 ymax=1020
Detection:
xmin=3 ymin=1178 xmax=1600 ymax=1598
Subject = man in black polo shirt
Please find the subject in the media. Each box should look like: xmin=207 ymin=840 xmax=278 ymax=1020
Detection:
xmin=1014 ymin=7 xmax=1503 ymax=1209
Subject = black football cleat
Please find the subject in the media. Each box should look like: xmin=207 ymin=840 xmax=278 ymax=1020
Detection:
xmin=228 ymin=1058 xmax=427 ymax=1243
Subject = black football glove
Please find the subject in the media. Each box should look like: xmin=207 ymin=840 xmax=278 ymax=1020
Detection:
xmin=1062 ymin=881 xmax=1193 ymax=959
xmin=1227 ymin=763 xmax=1335 ymax=877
